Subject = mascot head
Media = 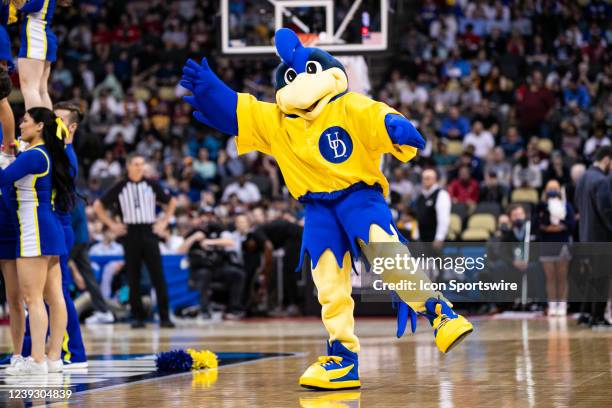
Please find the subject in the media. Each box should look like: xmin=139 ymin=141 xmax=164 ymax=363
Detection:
xmin=274 ymin=28 xmax=348 ymax=120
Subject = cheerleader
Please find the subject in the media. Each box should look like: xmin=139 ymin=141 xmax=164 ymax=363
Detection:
xmin=1 ymin=107 xmax=74 ymax=375
xmin=0 ymin=116 xmax=21 ymax=373
xmin=16 ymin=0 xmax=71 ymax=109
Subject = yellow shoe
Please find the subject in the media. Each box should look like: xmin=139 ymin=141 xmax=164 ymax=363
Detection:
xmin=299 ymin=391 xmax=361 ymax=408
xmin=424 ymin=298 xmax=473 ymax=353
xmin=299 ymin=341 xmax=361 ymax=390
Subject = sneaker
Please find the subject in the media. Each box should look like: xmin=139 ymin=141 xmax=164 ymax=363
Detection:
xmin=577 ymin=314 xmax=590 ymax=326
xmin=196 ymin=313 xmax=213 ymax=325
xmin=85 ymin=311 xmax=115 ymax=325
xmin=47 ymin=358 xmax=63 ymax=373
xmin=591 ymin=318 xmax=612 ymax=330
xmin=63 ymin=361 xmax=89 ymax=369
xmin=422 ymin=298 xmax=474 ymax=353
xmin=160 ymin=319 xmax=175 ymax=329
xmin=558 ymin=302 xmax=567 ymax=316
xmin=299 ymin=340 xmax=360 ymax=390
xmin=9 ymin=354 xmax=24 ymax=367
xmin=6 ymin=357 xmax=48 ymax=376
xmin=130 ymin=320 xmax=146 ymax=329
xmin=224 ymin=311 xmax=245 ymax=321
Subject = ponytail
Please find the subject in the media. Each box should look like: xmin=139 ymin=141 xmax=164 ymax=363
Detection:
xmin=26 ymin=107 xmax=76 ymax=213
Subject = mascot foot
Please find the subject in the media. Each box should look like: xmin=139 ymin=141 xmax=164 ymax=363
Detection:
xmin=299 ymin=341 xmax=360 ymax=390
xmin=424 ymin=298 xmax=473 ymax=353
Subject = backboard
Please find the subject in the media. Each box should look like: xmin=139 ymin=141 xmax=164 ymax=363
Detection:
xmin=221 ymin=0 xmax=388 ymax=55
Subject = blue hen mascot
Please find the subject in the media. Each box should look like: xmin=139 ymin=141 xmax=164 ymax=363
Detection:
xmin=181 ymin=28 xmax=473 ymax=390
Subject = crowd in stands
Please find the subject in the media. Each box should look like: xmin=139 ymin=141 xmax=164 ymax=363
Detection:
xmin=4 ymin=0 xmax=609 ymax=321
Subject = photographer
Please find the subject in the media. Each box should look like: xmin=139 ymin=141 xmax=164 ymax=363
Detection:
xmin=181 ymin=216 xmax=246 ymax=321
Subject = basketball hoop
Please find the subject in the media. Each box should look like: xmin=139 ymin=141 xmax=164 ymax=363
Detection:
xmin=297 ymin=33 xmax=319 ymax=47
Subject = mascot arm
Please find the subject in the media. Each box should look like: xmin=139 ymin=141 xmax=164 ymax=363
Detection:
xmin=181 ymin=58 xmax=238 ymax=136
xmin=181 ymin=58 xmax=280 ymax=156
xmin=346 ymin=93 xmax=422 ymax=162
xmin=234 ymin=93 xmax=281 ymax=156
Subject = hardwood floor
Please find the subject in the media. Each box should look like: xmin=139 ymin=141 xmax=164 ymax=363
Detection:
xmin=0 ymin=315 xmax=610 ymax=407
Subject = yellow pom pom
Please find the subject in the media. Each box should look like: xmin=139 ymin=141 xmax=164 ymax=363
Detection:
xmin=187 ymin=349 xmax=218 ymax=370
xmin=191 ymin=369 xmax=218 ymax=388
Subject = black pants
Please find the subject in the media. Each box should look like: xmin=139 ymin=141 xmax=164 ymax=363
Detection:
xmin=579 ymin=256 xmax=610 ymax=320
xmin=192 ymin=264 xmax=245 ymax=313
xmin=123 ymin=225 xmax=170 ymax=321
xmin=71 ymin=243 xmax=109 ymax=313
xmin=281 ymin=241 xmax=300 ymax=307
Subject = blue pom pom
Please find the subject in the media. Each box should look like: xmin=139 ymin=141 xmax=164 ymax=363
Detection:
xmin=155 ymin=350 xmax=194 ymax=372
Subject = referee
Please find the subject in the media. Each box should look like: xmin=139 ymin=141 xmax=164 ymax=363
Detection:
xmin=94 ymin=153 xmax=176 ymax=328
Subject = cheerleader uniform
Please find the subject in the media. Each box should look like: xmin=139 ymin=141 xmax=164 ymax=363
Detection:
xmin=18 ymin=0 xmax=58 ymax=62
xmin=23 ymin=142 xmax=86 ymax=366
xmin=0 ymin=143 xmax=65 ymax=257
xmin=0 ymin=3 xmax=15 ymax=69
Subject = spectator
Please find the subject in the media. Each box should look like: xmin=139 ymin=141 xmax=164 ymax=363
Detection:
xmin=181 ymin=214 xmax=246 ymax=321
xmin=105 ymin=115 xmax=138 ymax=146
xmin=389 ymin=167 xmax=416 ymax=203
xmin=439 ymin=106 xmax=470 ymax=139
xmin=480 ymin=171 xmax=507 ymax=205
xmin=516 ymin=71 xmax=556 ymax=137
xmin=222 ymin=175 xmax=262 ymax=204
xmin=448 ymin=166 xmax=480 ymax=205
xmin=536 ymin=179 xmax=575 ymax=317
xmin=136 ymin=133 xmax=163 ymax=160
xmin=500 ymin=126 xmax=523 ymax=159
xmin=193 ymin=148 xmax=216 ymax=181
xmin=543 ymin=151 xmax=570 ymax=187
xmin=494 ymin=204 xmax=545 ymax=308
xmin=463 ymin=121 xmax=495 ymax=158
xmin=563 ymin=75 xmax=590 ymax=109
xmin=583 ymin=127 xmax=610 ymax=160
xmin=484 ymin=147 xmax=512 ymax=187
xmin=414 ymin=169 xmax=451 ymax=249
xmin=89 ymin=227 xmax=124 ymax=256
xmin=512 ymin=154 xmax=542 ymax=189
xmin=89 ymin=150 xmax=122 ymax=180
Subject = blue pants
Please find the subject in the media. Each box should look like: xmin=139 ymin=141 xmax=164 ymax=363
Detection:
xmin=22 ymin=224 xmax=87 ymax=364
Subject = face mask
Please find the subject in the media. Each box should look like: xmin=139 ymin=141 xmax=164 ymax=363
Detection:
xmin=500 ymin=224 xmax=511 ymax=233
xmin=546 ymin=191 xmax=560 ymax=198
xmin=513 ymin=219 xmax=525 ymax=229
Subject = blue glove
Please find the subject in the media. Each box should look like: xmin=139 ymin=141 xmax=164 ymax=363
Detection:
xmin=180 ymin=58 xmax=238 ymax=135
xmin=384 ymin=114 xmax=426 ymax=150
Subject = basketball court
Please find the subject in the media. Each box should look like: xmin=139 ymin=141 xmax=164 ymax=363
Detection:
xmin=1 ymin=1 xmax=610 ymax=406
xmin=1 ymin=316 xmax=610 ymax=407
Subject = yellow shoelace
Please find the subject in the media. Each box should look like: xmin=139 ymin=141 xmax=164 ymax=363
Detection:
xmin=317 ymin=356 xmax=343 ymax=366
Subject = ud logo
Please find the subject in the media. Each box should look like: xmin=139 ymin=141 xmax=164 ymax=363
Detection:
xmin=318 ymin=126 xmax=353 ymax=164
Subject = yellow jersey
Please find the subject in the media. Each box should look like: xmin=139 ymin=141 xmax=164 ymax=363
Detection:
xmin=235 ymin=91 xmax=417 ymax=200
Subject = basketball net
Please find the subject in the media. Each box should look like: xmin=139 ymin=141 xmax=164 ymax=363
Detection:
xmin=297 ymin=33 xmax=320 ymax=47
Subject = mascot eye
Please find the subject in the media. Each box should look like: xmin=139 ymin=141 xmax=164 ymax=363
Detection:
xmin=305 ymin=61 xmax=323 ymax=74
xmin=284 ymin=68 xmax=297 ymax=83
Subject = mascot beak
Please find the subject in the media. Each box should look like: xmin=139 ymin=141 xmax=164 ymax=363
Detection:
xmin=276 ymin=67 xmax=347 ymax=121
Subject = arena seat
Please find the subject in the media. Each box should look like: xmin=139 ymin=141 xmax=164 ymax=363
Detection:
xmin=511 ymin=188 xmax=539 ymax=204
xmin=447 ymin=213 xmax=463 ymax=241
xmin=537 ymin=138 xmax=554 ymax=155
xmin=461 ymin=228 xmax=491 ymax=241
xmin=474 ymin=201 xmax=502 ymax=217
xmin=446 ymin=140 xmax=464 ymax=156
xmin=466 ymin=213 xmax=496 ymax=233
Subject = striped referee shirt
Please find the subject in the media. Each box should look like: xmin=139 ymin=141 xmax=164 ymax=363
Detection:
xmin=100 ymin=178 xmax=171 ymax=225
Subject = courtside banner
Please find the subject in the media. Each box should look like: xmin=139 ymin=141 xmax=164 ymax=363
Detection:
xmin=356 ymin=242 xmax=612 ymax=303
